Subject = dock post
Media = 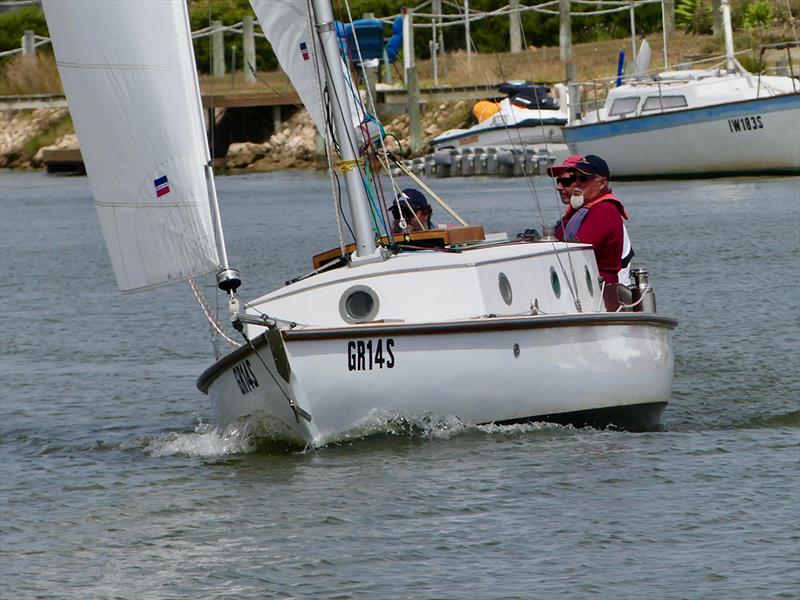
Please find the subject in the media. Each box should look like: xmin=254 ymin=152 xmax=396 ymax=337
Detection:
xmin=465 ymin=0 xmax=471 ymax=66
xmin=364 ymin=63 xmax=379 ymax=115
xmin=431 ymin=0 xmax=441 ymax=85
xmin=403 ymin=9 xmax=423 ymax=154
xmin=211 ymin=20 xmax=225 ymax=77
xmin=509 ymin=0 xmax=522 ymax=53
xmin=661 ymin=0 xmax=674 ymax=68
xmin=407 ymin=66 xmax=423 ymax=154
xmin=559 ymin=0 xmax=574 ymax=82
xmin=272 ymin=106 xmax=282 ymax=134
xmin=21 ymin=30 xmax=36 ymax=62
xmin=567 ymin=82 xmax=581 ymax=121
xmin=712 ymin=0 xmax=722 ymax=38
xmin=243 ymin=16 xmax=256 ymax=83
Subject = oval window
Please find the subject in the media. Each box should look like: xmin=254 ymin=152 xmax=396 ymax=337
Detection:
xmin=550 ymin=266 xmax=561 ymax=298
xmin=339 ymin=285 xmax=379 ymax=323
xmin=584 ymin=266 xmax=594 ymax=297
xmin=498 ymin=272 xmax=513 ymax=306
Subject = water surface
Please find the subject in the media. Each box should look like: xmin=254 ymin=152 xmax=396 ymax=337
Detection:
xmin=1 ymin=170 xmax=798 ymax=598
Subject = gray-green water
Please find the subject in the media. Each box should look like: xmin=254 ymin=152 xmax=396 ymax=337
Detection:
xmin=1 ymin=170 xmax=798 ymax=598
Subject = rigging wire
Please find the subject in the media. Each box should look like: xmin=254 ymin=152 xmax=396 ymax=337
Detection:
xmin=304 ymin=0 xmax=351 ymax=255
xmin=514 ymin=9 xmax=583 ymax=302
xmin=442 ymin=1 xmax=582 ymax=307
xmin=339 ymin=0 xmax=405 ymax=234
xmin=331 ymin=0 xmax=390 ymax=240
xmin=236 ymin=329 xmax=312 ymax=423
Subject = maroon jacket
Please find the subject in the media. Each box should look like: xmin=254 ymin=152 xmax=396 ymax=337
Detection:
xmin=555 ymin=191 xmax=628 ymax=284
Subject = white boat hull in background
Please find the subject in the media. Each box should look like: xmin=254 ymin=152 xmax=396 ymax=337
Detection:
xmin=433 ymin=123 xmax=566 ymax=151
xmin=564 ymin=93 xmax=800 ymax=178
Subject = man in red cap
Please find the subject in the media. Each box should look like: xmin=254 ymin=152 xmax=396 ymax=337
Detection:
xmin=547 ymin=154 xmax=632 ymax=287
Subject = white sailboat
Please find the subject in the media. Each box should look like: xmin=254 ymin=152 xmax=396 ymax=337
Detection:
xmin=563 ymin=0 xmax=799 ymax=178
xmin=44 ymin=0 xmax=677 ymax=449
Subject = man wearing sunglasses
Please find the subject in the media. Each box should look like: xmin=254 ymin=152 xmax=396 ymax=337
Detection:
xmin=547 ymin=154 xmax=633 ymax=289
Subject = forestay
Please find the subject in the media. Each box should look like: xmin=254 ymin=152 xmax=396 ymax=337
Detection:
xmin=42 ymin=0 xmax=219 ymax=292
xmin=250 ymin=0 xmax=364 ymax=133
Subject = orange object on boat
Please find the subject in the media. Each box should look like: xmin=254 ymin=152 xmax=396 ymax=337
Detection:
xmin=473 ymin=100 xmax=500 ymax=122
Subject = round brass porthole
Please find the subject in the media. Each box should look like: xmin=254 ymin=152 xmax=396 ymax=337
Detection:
xmin=498 ymin=272 xmax=513 ymax=306
xmin=550 ymin=266 xmax=561 ymax=298
xmin=339 ymin=285 xmax=379 ymax=323
xmin=584 ymin=266 xmax=594 ymax=297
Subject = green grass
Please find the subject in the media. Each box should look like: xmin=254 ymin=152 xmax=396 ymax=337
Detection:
xmin=23 ymin=112 xmax=73 ymax=158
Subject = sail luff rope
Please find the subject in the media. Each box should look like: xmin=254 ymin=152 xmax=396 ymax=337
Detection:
xmin=189 ymin=278 xmax=241 ymax=347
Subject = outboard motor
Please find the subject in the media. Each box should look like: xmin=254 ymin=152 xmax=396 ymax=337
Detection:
xmin=630 ymin=267 xmax=657 ymax=313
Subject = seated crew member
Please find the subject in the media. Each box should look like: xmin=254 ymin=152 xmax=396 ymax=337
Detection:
xmin=389 ymin=188 xmax=435 ymax=233
xmin=548 ymin=154 xmax=634 ymax=286
xmin=548 ymin=154 xmax=634 ymax=310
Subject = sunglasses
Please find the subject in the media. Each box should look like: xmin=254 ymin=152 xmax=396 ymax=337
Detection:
xmin=394 ymin=207 xmax=424 ymax=219
xmin=556 ymin=173 xmax=593 ymax=186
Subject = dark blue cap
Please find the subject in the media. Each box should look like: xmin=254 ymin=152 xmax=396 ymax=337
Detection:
xmin=390 ymin=188 xmax=429 ymax=216
xmin=574 ymin=155 xmax=610 ymax=178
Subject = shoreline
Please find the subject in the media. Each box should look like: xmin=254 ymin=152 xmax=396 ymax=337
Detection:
xmin=0 ymin=99 xmax=472 ymax=174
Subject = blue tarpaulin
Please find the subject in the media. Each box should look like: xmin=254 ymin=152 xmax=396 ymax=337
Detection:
xmin=336 ymin=18 xmax=385 ymax=62
xmin=385 ymin=16 xmax=403 ymax=63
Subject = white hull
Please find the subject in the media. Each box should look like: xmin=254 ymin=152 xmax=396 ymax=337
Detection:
xmin=199 ymin=241 xmax=676 ymax=448
xmin=565 ymin=92 xmax=800 ymax=178
xmin=433 ymin=123 xmax=565 ymax=151
xmin=202 ymin=314 xmax=675 ymax=447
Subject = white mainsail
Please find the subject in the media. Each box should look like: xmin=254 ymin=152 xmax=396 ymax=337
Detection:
xmin=250 ymin=0 xmax=365 ymax=133
xmin=43 ymin=0 xmax=220 ymax=292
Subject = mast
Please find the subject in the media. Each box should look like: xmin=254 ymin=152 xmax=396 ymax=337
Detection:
xmin=720 ymin=0 xmax=736 ymax=72
xmin=311 ymin=0 xmax=379 ymax=262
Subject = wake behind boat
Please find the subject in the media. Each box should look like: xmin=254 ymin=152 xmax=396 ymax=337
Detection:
xmin=563 ymin=1 xmax=799 ymax=178
xmin=44 ymin=0 xmax=677 ymax=448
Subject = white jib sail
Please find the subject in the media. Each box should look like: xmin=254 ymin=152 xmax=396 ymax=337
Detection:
xmin=249 ymin=0 xmax=365 ymax=133
xmin=43 ymin=0 xmax=220 ymax=292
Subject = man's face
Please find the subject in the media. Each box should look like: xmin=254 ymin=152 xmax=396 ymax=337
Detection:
xmin=555 ymin=169 xmax=608 ymax=204
xmin=555 ymin=169 xmax=578 ymax=203
xmin=393 ymin=207 xmax=429 ymax=232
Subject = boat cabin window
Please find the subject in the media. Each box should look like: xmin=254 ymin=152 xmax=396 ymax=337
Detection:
xmin=339 ymin=285 xmax=380 ymax=323
xmin=608 ymin=97 xmax=640 ymax=117
xmin=641 ymin=95 xmax=688 ymax=112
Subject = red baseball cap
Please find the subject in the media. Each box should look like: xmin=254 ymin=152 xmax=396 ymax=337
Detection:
xmin=547 ymin=154 xmax=584 ymax=177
